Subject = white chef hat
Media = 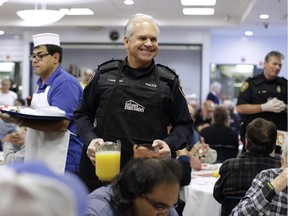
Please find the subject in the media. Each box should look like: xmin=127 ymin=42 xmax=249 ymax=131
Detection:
xmin=32 ymin=33 xmax=60 ymax=47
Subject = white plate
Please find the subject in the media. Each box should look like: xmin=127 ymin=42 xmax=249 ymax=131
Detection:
xmin=1 ymin=109 xmax=65 ymax=120
xmin=201 ymin=163 xmax=218 ymax=170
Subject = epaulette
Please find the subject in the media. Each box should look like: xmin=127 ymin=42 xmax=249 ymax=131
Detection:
xmin=277 ymin=77 xmax=287 ymax=86
xmin=249 ymin=74 xmax=264 ymax=85
xmin=98 ymin=59 xmax=123 ymax=73
xmin=156 ymin=63 xmax=177 ymax=82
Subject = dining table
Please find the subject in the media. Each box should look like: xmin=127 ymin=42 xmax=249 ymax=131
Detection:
xmin=180 ymin=163 xmax=222 ymax=216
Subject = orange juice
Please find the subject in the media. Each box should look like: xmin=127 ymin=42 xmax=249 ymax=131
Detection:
xmin=95 ymin=151 xmax=121 ymax=181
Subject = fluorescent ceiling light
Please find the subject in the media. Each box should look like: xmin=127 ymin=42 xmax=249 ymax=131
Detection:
xmin=183 ymin=8 xmax=215 ymax=15
xmin=60 ymin=8 xmax=94 ymax=15
xmin=259 ymin=14 xmax=269 ymax=19
xmin=17 ymin=9 xmax=65 ymax=26
xmin=0 ymin=62 xmax=15 ymax=72
xmin=236 ymin=64 xmax=254 ymax=72
xmin=181 ymin=0 xmax=216 ymax=6
xmin=0 ymin=30 xmax=4 ymax=35
xmin=124 ymin=0 xmax=134 ymax=5
xmin=245 ymin=31 xmax=253 ymax=36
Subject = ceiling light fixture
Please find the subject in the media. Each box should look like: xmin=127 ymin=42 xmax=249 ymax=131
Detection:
xmin=0 ymin=30 xmax=4 ymax=35
xmin=124 ymin=0 xmax=134 ymax=5
xmin=181 ymin=0 xmax=216 ymax=6
xmin=0 ymin=0 xmax=8 ymax=6
xmin=245 ymin=31 xmax=253 ymax=36
xmin=259 ymin=14 xmax=269 ymax=19
xmin=16 ymin=2 xmax=65 ymax=26
xmin=59 ymin=8 xmax=94 ymax=15
xmin=183 ymin=8 xmax=215 ymax=15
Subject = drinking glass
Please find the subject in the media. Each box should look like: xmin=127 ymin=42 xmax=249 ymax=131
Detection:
xmin=95 ymin=140 xmax=121 ymax=181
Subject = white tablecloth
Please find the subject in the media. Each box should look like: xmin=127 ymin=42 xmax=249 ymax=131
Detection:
xmin=180 ymin=164 xmax=222 ymax=216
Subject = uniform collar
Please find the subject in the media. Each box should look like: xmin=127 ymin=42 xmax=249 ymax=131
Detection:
xmin=123 ymin=58 xmax=155 ymax=78
xmin=261 ymin=72 xmax=278 ymax=83
xmin=239 ymin=151 xmax=274 ymax=158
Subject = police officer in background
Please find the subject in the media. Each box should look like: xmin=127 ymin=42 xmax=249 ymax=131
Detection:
xmin=236 ymin=51 xmax=287 ymax=150
xmin=74 ymin=14 xmax=193 ymax=192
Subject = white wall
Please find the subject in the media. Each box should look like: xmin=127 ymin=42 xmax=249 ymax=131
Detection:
xmin=210 ymin=35 xmax=287 ymax=78
xmin=0 ymin=29 xmax=286 ymax=104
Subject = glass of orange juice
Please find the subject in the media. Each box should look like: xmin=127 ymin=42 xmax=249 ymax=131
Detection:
xmin=95 ymin=140 xmax=121 ymax=182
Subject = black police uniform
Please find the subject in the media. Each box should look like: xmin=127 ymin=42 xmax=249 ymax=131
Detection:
xmin=74 ymin=59 xmax=193 ymax=192
xmin=237 ymin=73 xmax=287 ymax=147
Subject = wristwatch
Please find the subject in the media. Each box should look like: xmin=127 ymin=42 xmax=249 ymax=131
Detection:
xmin=262 ymin=182 xmax=276 ymax=202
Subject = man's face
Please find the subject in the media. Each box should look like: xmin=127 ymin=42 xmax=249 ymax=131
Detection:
xmin=263 ymin=56 xmax=282 ymax=80
xmin=31 ymin=46 xmax=57 ymax=80
xmin=124 ymin=20 xmax=159 ymax=69
xmin=131 ymin=183 xmax=179 ymax=216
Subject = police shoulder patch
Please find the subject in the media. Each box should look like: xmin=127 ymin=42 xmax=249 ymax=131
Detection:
xmin=240 ymin=81 xmax=249 ymax=92
xmin=179 ymin=82 xmax=186 ymax=98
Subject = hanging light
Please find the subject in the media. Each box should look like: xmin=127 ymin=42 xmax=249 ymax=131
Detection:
xmin=16 ymin=2 xmax=65 ymax=26
xmin=0 ymin=0 xmax=8 ymax=6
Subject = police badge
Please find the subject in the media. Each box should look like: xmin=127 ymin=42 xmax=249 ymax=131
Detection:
xmin=276 ymin=85 xmax=281 ymax=93
xmin=240 ymin=81 xmax=249 ymax=92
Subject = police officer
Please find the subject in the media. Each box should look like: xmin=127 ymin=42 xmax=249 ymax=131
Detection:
xmin=74 ymin=14 xmax=193 ymax=192
xmin=236 ymin=51 xmax=287 ymax=149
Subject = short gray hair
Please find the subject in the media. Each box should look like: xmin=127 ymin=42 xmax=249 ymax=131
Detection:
xmin=265 ymin=51 xmax=284 ymax=62
xmin=210 ymin=81 xmax=221 ymax=92
xmin=124 ymin=13 xmax=160 ymax=39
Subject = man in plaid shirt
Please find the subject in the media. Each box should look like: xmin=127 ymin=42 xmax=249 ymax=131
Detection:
xmin=213 ymin=118 xmax=281 ymax=203
xmin=230 ymin=136 xmax=288 ymax=215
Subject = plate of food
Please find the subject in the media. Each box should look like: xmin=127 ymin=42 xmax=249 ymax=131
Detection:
xmin=0 ymin=106 xmax=66 ymax=120
xmin=201 ymin=163 xmax=219 ymax=170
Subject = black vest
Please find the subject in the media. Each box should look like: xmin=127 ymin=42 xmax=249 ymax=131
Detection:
xmin=95 ymin=59 xmax=177 ymax=166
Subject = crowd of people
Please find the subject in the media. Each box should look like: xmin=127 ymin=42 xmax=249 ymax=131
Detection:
xmin=0 ymin=13 xmax=286 ymax=216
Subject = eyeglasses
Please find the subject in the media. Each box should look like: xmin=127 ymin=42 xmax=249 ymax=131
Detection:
xmin=141 ymin=193 xmax=178 ymax=213
xmin=29 ymin=52 xmax=50 ymax=61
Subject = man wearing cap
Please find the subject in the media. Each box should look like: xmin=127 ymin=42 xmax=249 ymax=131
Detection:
xmin=0 ymin=33 xmax=83 ymax=174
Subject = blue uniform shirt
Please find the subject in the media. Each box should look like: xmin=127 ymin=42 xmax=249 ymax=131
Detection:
xmin=36 ymin=65 xmax=83 ymax=172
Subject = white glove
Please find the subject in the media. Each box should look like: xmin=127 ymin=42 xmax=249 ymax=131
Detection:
xmin=261 ymin=98 xmax=286 ymax=113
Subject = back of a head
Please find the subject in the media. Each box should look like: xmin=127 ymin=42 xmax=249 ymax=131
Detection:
xmin=222 ymin=99 xmax=234 ymax=111
xmin=211 ymin=81 xmax=221 ymax=92
xmin=111 ymin=158 xmax=182 ymax=209
xmin=211 ymin=105 xmax=229 ymax=125
xmin=125 ymin=13 xmax=159 ymax=39
xmin=246 ymin=118 xmax=277 ymax=154
xmin=0 ymin=162 xmax=88 ymax=216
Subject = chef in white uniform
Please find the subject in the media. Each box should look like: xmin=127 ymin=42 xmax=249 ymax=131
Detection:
xmin=0 ymin=33 xmax=83 ymax=174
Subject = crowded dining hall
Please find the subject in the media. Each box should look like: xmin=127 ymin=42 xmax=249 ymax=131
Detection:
xmin=0 ymin=0 xmax=287 ymax=216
